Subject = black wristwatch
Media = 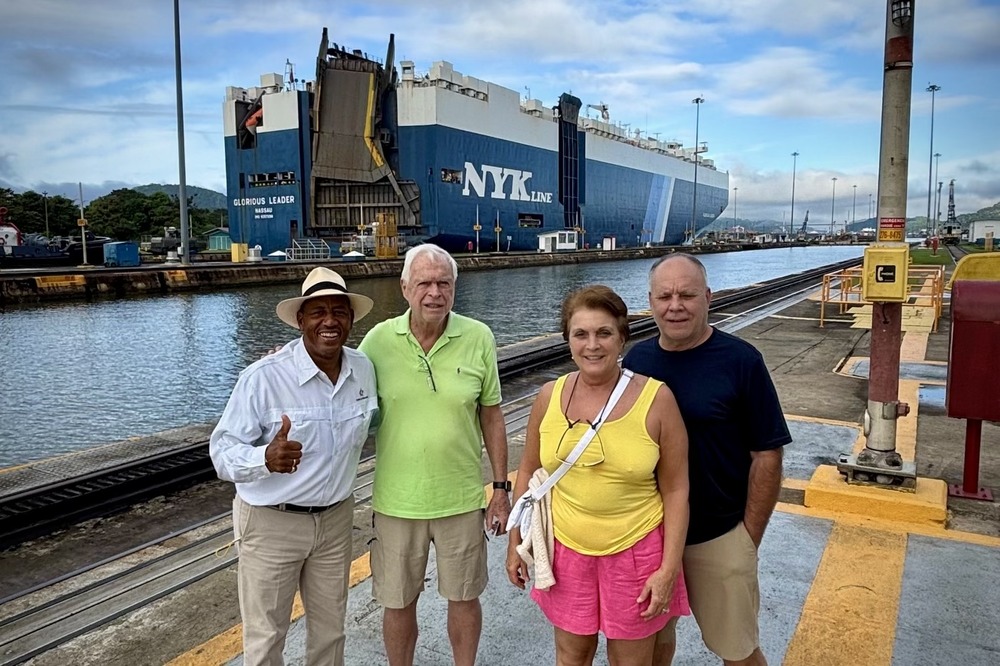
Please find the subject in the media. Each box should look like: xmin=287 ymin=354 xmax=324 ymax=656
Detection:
xmin=493 ymin=480 xmax=512 ymax=492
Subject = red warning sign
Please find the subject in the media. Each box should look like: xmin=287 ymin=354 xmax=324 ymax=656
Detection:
xmin=880 ymin=217 xmax=906 ymax=229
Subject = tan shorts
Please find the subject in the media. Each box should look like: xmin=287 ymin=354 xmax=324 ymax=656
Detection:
xmin=371 ymin=510 xmax=488 ymax=609
xmin=656 ymin=522 xmax=760 ymax=661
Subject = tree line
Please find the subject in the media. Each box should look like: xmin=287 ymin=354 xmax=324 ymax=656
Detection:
xmin=0 ymin=188 xmax=228 ymax=242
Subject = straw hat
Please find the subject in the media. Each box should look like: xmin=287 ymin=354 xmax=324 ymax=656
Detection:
xmin=275 ymin=267 xmax=374 ymax=329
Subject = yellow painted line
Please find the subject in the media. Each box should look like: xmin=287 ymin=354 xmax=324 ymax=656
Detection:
xmin=782 ymin=478 xmax=809 ymax=491
xmin=783 ymin=523 xmax=906 ymax=666
xmin=786 ymin=413 xmax=863 ymax=430
xmin=767 ymin=314 xmax=854 ymax=323
xmin=777 ymin=501 xmax=1000 ymax=548
xmin=899 ymin=331 xmax=929 ymax=362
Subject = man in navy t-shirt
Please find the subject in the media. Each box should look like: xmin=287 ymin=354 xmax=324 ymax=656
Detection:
xmin=624 ymin=254 xmax=791 ymax=666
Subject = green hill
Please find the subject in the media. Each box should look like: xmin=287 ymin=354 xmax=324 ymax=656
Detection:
xmin=132 ymin=184 xmax=227 ymax=210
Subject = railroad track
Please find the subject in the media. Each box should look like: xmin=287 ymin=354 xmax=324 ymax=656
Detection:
xmin=946 ymin=243 xmax=970 ymax=262
xmin=0 ymin=257 xmax=862 ymax=665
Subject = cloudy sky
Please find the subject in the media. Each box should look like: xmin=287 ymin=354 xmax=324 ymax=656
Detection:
xmin=1 ymin=0 xmax=998 ymax=224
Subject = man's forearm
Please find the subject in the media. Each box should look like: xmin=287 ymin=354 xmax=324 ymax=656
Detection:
xmin=479 ymin=404 xmax=508 ymax=479
xmin=744 ymin=449 xmax=783 ymax=547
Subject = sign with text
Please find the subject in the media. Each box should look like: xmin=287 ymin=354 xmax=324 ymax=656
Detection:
xmin=878 ymin=217 xmax=906 ymax=242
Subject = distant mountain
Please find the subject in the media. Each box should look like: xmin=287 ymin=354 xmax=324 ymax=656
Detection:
xmin=133 ymin=184 xmax=227 ymax=210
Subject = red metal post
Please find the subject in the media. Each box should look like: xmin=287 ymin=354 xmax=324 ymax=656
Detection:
xmin=963 ymin=419 xmax=982 ymax=494
xmin=949 ymin=419 xmax=993 ymax=501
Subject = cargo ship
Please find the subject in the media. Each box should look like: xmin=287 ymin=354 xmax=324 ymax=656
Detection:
xmin=223 ymin=31 xmax=729 ymax=255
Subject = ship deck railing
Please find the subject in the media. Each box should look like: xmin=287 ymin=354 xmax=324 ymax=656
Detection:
xmin=285 ymin=238 xmax=332 ymax=262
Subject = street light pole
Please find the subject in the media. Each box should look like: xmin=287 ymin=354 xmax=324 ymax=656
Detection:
xmin=173 ymin=0 xmax=190 ymax=265
xmin=933 ymin=152 xmax=941 ymax=235
xmin=925 ymin=84 xmax=940 ymax=239
xmin=790 ymin=151 xmax=799 ymax=240
xmin=830 ymin=177 xmax=838 ymax=237
xmin=852 ymin=184 xmax=857 ymax=229
xmin=733 ymin=186 xmax=738 ymax=222
xmin=690 ymin=96 xmax=704 ymax=243
xmin=42 ymin=191 xmax=50 ymax=239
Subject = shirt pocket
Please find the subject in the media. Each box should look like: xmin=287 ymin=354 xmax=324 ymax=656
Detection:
xmin=340 ymin=396 xmax=378 ymax=453
xmin=262 ymin=407 xmax=334 ymax=462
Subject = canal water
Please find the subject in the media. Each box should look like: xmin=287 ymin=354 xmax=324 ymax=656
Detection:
xmin=0 ymin=246 xmax=864 ymax=465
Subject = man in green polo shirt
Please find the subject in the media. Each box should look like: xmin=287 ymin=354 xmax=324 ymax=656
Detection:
xmin=359 ymin=243 xmax=510 ymax=666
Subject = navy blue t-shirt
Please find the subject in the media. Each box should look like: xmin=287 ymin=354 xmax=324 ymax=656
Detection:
xmin=623 ymin=329 xmax=791 ymax=545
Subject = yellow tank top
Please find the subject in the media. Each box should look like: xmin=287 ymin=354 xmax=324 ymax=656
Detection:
xmin=540 ymin=373 xmax=665 ymax=555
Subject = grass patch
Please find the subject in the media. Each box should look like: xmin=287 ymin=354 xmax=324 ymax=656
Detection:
xmin=909 ymin=247 xmax=951 ymax=265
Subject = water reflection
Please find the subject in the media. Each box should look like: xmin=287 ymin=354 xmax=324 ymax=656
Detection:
xmin=0 ymin=246 xmax=863 ymax=464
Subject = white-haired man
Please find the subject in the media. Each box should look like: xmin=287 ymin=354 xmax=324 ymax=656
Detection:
xmin=210 ymin=267 xmax=378 ymax=666
xmin=359 ymin=243 xmax=510 ymax=666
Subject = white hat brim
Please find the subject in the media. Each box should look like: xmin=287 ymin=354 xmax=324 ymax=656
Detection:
xmin=275 ymin=291 xmax=375 ymax=329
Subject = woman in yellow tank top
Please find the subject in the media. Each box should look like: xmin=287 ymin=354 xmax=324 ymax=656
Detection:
xmin=506 ymin=285 xmax=690 ymax=665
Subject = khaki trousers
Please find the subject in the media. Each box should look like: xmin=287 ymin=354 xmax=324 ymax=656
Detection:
xmin=234 ymin=495 xmax=354 ymax=666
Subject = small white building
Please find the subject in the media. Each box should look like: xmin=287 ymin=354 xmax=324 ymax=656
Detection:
xmin=968 ymin=220 xmax=999 ymax=243
xmin=601 ymin=236 xmax=618 ymax=251
xmin=537 ymin=230 xmax=578 ymax=253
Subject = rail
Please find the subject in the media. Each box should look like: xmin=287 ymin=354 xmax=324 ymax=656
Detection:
xmin=819 ymin=264 xmax=945 ymax=331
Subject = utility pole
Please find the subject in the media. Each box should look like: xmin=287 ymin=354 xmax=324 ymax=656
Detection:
xmin=846 ymin=0 xmax=916 ymax=485
xmin=830 ymin=177 xmax=838 ymax=237
xmin=42 ymin=191 xmax=50 ymax=239
xmin=790 ymin=151 xmax=799 ymax=240
xmin=852 ymin=184 xmax=858 ymax=228
xmin=933 ymin=152 xmax=941 ymax=236
xmin=690 ymin=97 xmax=704 ymax=243
xmin=173 ymin=0 xmax=190 ymax=265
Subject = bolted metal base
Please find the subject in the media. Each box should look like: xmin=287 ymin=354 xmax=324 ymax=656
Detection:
xmin=948 ymin=484 xmax=994 ymax=502
xmin=837 ymin=452 xmax=917 ymax=492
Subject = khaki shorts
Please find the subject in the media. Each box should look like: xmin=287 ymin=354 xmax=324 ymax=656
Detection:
xmin=656 ymin=522 xmax=760 ymax=661
xmin=371 ymin=510 xmax=488 ymax=609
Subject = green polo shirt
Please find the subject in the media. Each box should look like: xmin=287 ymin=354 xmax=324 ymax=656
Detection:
xmin=359 ymin=310 xmax=502 ymax=519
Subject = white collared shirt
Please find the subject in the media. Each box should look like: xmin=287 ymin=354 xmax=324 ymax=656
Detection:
xmin=209 ymin=338 xmax=377 ymax=507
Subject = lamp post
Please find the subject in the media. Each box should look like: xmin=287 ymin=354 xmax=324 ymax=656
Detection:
xmin=733 ymin=186 xmax=738 ymax=222
xmin=690 ymin=96 xmax=704 ymax=243
xmin=925 ymin=84 xmax=940 ymax=240
xmin=173 ymin=0 xmax=190 ymax=264
xmin=852 ymin=184 xmax=857 ymax=230
xmin=830 ymin=178 xmax=838 ymax=237
xmin=790 ymin=151 xmax=799 ymax=240
xmin=42 ymin=191 xmax=50 ymax=239
xmin=933 ymin=152 xmax=941 ymax=236
xmin=869 ymin=192 xmax=873 ymax=220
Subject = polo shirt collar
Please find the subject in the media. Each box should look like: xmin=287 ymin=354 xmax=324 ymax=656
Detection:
xmin=394 ymin=309 xmax=463 ymax=352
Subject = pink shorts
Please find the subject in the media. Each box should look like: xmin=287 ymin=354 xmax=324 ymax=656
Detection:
xmin=530 ymin=525 xmax=690 ymax=640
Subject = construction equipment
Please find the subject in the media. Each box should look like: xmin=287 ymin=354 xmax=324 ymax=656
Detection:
xmin=941 ymin=179 xmax=962 ymax=245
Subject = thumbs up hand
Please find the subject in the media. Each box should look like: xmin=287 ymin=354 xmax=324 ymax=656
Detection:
xmin=265 ymin=414 xmax=303 ymax=473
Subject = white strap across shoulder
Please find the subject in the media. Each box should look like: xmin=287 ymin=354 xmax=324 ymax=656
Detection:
xmin=506 ymin=369 xmax=633 ymax=533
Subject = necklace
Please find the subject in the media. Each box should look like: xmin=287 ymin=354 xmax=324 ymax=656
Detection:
xmin=563 ymin=369 xmax=622 ymax=428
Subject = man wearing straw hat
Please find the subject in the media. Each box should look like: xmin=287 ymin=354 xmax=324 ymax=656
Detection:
xmin=210 ymin=267 xmax=378 ymax=666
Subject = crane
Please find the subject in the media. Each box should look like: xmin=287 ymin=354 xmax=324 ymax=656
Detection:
xmin=586 ymin=103 xmax=610 ymax=121
xmin=941 ymin=179 xmax=961 ymax=244
xmin=800 ymin=209 xmax=810 ymax=236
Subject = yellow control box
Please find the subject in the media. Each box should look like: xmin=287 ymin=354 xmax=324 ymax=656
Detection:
xmin=231 ymin=242 xmax=249 ymax=263
xmin=862 ymin=245 xmax=910 ymax=302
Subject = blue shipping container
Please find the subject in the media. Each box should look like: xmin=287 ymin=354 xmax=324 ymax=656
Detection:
xmin=103 ymin=241 xmax=141 ymax=268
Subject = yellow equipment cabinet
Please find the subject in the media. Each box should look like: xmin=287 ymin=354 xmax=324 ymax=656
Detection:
xmin=862 ymin=245 xmax=910 ymax=302
xmin=231 ymin=242 xmax=249 ymax=263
